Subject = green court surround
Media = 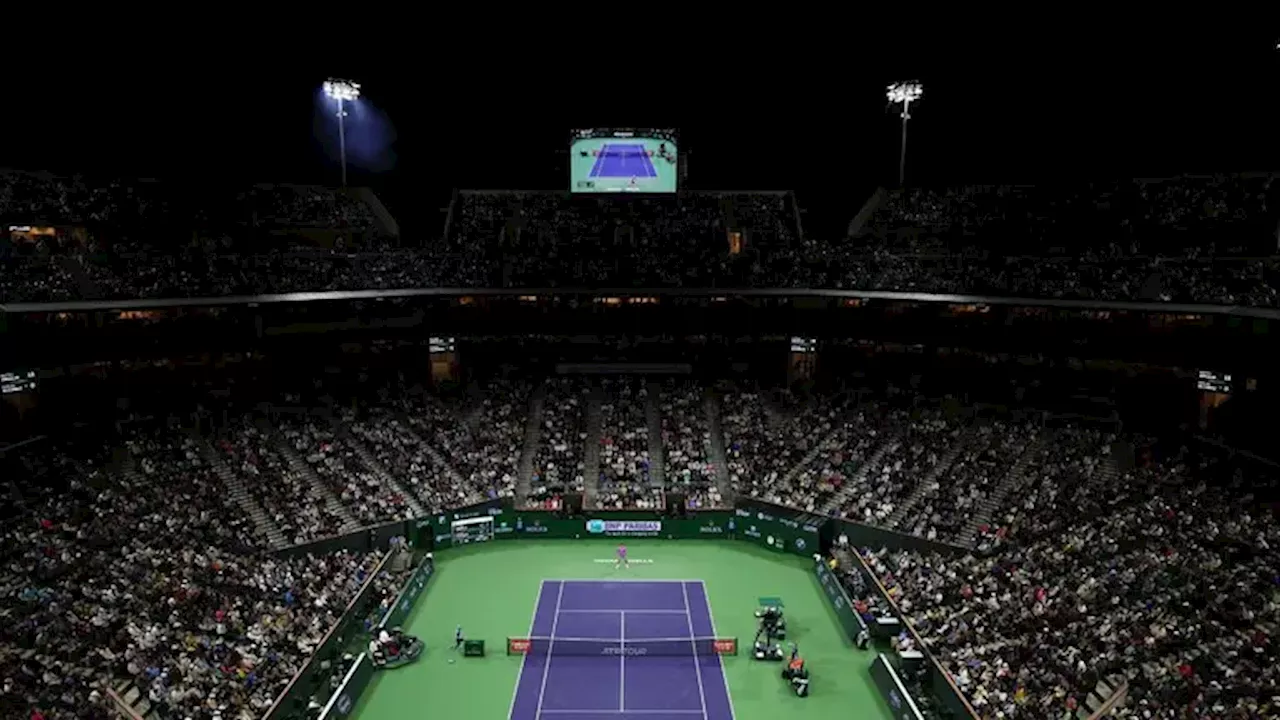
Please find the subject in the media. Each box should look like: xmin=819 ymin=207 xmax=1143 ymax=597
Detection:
xmin=352 ymin=540 xmax=894 ymax=719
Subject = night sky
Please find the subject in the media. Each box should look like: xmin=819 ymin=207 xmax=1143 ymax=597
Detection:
xmin=7 ymin=28 xmax=1278 ymax=240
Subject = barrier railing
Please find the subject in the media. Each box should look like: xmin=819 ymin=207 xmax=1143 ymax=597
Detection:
xmin=260 ymin=549 xmax=395 ymax=720
xmin=104 ymin=688 xmax=145 ymax=720
xmin=850 ymin=548 xmax=983 ymax=720
xmin=1087 ymin=679 xmax=1129 ymax=719
xmin=812 ymin=556 xmax=868 ymax=641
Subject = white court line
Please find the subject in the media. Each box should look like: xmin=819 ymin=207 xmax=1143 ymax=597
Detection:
xmin=549 ymin=578 xmax=693 ymax=582
xmin=697 ymin=581 xmax=737 ymax=720
xmin=680 ymin=582 xmax=710 ymax=720
xmin=619 ymin=610 xmax=626 ymax=711
xmin=591 ymin=144 xmax=610 ymax=178
xmin=556 ymin=609 xmax=688 ymax=614
xmin=507 ymin=580 xmax=547 ymax=720
xmin=518 ymin=635 xmax=723 ymax=643
xmin=540 ymin=711 xmax=705 ymax=715
xmin=533 ymin=581 xmax=566 ymax=720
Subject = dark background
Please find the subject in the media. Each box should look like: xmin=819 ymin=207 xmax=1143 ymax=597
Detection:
xmin=7 ymin=28 xmax=1279 ymax=240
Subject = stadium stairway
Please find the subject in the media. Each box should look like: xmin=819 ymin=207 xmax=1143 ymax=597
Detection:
xmin=775 ymin=420 xmax=851 ymax=497
xmin=463 ymin=383 xmax=485 ymax=433
xmin=112 ymin=677 xmax=159 ymax=720
xmin=582 ymin=382 xmax=604 ymax=507
xmin=338 ymin=419 xmax=425 ymax=519
xmin=645 ymin=381 xmax=666 ymax=490
xmin=1078 ymin=674 xmax=1129 ymax=719
xmin=270 ymin=427 xmax=360 ymax=533
xmin=703 ymin=387 xmax=733 ymax=502
xmin=819 ymin=432 xmax=901 ymax=517
xmin=395 ymin=410 xmax=470 ymax=500
xmin=884 ymin=426 xmax=977 ymax=529
xmin=351 ymin=186 xmax=400 ymax=237
xmin=191 ymin=431 xmax=288 ymax=550
xmin=516 ymin=381 xmax=548 ymax=503
xmin=959 ymin=431 xmax=1049 ymax=546
xmin=55 ymin=254 xmax=104 ymax=300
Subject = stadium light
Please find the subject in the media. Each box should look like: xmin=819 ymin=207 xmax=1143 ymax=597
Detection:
xmin=887 ymin=81 xmax=923 ymax=187
xmin=323 ymin=78 xmax=361 ymax=186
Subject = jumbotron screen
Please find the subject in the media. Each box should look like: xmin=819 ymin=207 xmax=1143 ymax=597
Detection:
xmin=570 ymin=129 xmax=678 ymax=193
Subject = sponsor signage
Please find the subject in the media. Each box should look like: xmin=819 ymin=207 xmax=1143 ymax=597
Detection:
xmin=602 ymin=646 xmax=647 ymax=656
xmin=586 ymin=519 xmax=662 ymax=536
xmin=516 ymin=517 xmax=549 ymax=534
xmin=712 ymin=638 xmax=737 ymax=654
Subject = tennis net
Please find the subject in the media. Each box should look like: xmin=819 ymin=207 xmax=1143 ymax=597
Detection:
xmin=507 ymin=636 xmax=737 ymax=657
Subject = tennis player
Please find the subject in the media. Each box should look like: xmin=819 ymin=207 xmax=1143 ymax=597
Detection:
xmin=454 ymin=624 xmax=464 ymax=651
xmin=615 ymin=543 xmax=628 ymax=569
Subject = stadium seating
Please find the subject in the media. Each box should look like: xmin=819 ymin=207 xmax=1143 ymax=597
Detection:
xmin=10 ymin=172 xmax=1279 ymax=306
xmin=5 ymin=162 xmax=1280 ymax=720
xmin=4 ymin=379 xmax=1278 ymax=719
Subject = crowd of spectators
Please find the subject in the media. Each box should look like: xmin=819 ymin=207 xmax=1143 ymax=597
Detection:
xmin=528 ymin=378 xmax=587 ymax=509
xmin=0 ymin=431 xmax=393 ymax=720
xmin=776 ymin=408 xmax=884 ymax=513
xmin=282 ymin=416 xmax=414 ymax=527
xmin=401 ymin=382 xmax=527 ymax=503
xmin=897 ymin=421 xmax=1040 ymax=544
xmin=657 ymin=382 xmax=722 ymax=509
xmin=216 ymin=420 xmax=349 ymax=545
xmin=830 ymin=410 xmax=960 ymax=527
xmin=4 ymin=369 xmax=1278 ymax=720
xmin=719 ymin=390 xmax=852 ymax=506
xmin=597 ymin=378 xmax=660 ymax=509
xmin=6 ymin=174 xmax=1280 ymax=305
xmin=971 ymin=427 xmax=1113 ymax=552
xmin=348 ymin=409 xmax=468 ymax=514
xmin=860 ymin=448 xmax=1280 ymax=720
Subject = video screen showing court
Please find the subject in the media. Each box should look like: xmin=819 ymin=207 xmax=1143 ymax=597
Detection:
xmin=571 ymin=129 xmax=678 ymax=193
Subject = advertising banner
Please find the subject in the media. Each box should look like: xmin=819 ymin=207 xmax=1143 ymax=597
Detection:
xmin=814 ymin=558 xmax=867 ymax=641
xmin=378 ymin=557 xmax=433 ymax=630
xmin=734 ymin=507 xmax=821 ymax=557
xmin=319 ymin=654 xmax=373 ymax=720
xmin=870 ymin=654 xmax=925 ymax=720
xmin=417 ymin=498 xmax=505 ymax=549
xmin=491 ymin=511 xmax=733 ymax=540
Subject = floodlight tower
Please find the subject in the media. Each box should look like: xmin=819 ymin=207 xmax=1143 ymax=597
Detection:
xmin=323 ymin=78 xmax=361 ymax=187
xmin=887 ymin=81 xmax=923 ymax=187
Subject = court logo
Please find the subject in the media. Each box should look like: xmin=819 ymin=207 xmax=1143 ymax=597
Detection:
xmin=744 ymin=525 xmax=761 ymax=538
xmin=766 ymin=536 xmax=776 ymax=546
xmin=602 ymin=646 xmax=647 ymax=656
xmin=337 ymin=694 xmax=352 ymax=714
xmin=699 ymin=522 xmax=724 ymax=534
xmin=795 ymin=538 xmax=807 ymax=551
xmin=586 ymin=519 xmax=606 ymax=534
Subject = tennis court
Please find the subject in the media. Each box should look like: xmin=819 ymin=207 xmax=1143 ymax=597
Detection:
xmin=509 ymin=579 xmax=734 ymax=719
xmin=589 ymin=144 xmax=659 ymax=179
xmin=350 ymin=541 xmax=893 ymax=719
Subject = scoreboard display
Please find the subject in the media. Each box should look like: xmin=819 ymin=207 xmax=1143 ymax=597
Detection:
xmin=1 ymin=370 xmax=37 ymax=395
xmin=571 ymin=128 xmax=678 ymax=194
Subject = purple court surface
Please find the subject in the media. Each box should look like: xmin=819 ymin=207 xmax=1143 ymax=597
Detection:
xmin=508 ymin=580 xmax=735 ymax=720
xmin=589 ymin=144 xmax=658 ymax=179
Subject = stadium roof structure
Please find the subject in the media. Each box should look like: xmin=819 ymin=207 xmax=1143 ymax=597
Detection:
xmin=3 ymin=287 xmax=1279 ymax=319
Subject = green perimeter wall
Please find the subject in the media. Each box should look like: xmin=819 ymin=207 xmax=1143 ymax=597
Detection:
xmin=271 ymin=498 xmax=967 ymax=720
xmin=414 ymin=499 xmax=824 ymax=558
